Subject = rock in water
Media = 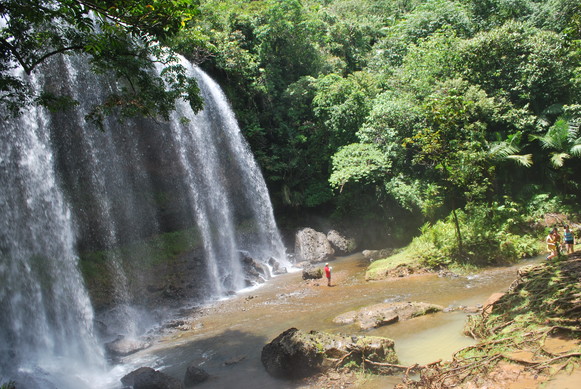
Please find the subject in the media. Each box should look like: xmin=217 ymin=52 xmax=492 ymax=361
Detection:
xmin=333 ymin=301 xmax=443 ymax=330
xmin=183 ymin=365 xmax=209 ymax=386
xmin=261 ymin=328 xmax=398 ymax=379
xmin=302 ymin=265 xmax=323 ymax=280
xmin=121 ymin=367 xmax=184 ymax=389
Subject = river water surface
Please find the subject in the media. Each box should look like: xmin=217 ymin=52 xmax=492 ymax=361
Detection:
xmin=120 ymin=254 xmax=542 ymax=388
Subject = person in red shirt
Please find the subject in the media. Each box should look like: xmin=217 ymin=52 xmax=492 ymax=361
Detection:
xmin=324 ymin=263 xmax=332 ymax=286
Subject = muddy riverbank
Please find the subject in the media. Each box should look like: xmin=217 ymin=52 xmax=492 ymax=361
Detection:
xmin=120 ymin=254 xmax=545 ymax=388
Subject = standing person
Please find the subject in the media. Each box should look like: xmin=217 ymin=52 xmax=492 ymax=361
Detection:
xmin=546 ymin=228 xmax=559 ymax=260
xmin=554 ymin=227 xmax=562 ymax=254
xmin=563 ymin=225 xmax=575 ymax=254
xmin=324 ymin=263 xmax=332 ymax=287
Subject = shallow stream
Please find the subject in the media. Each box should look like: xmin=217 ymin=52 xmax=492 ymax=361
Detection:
xmin=120 ymin=254 xmax=542 ymax=388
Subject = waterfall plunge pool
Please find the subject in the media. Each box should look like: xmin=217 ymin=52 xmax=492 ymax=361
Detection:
xmin=117 ymin=254 xmax=543 ymax=389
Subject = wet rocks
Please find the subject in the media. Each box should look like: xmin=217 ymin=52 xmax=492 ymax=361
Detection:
xmin=121 ymin=367 xmax=184 ymax=389
xmin=240 ymin=252 xmax=270 ymax=286
xmin=261 ymin=328 xmax=397 ymax=379
xmin=333 ymin=301 xmax=443 ymax=330
xmin=302 ymin=265 xmax=323 ymax=280
xmin=261 ymin=328 xmax=322 ymax=379
xmin=268 ymin=257 xmax=288 ymax=275
xmin=183 ymin=365 xmax=209 ymax=387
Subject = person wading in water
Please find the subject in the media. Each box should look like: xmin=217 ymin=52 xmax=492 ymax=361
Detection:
xmin=324 ymin=263 xmax=332 ymax=287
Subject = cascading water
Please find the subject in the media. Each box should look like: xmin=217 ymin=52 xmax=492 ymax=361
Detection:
xmin=0 ymin=53 xmax=288 ymax=388
xmin=168 ymin=61 xmax=288 ymax=295
xmin=0 ymin=68 xmax=105 ymax=387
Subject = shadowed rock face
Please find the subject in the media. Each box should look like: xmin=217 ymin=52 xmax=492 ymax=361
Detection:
xmin=326 ymin=230 xmax=357 ymax=255
xmin=261 ymin=328 xmax=397 ymax=379
xmin=261 ymin=328 xmax=323 ymax=379
xmin=333 ymin=301 xmax=444 ymax=330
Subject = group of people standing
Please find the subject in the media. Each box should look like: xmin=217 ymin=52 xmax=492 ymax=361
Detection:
xmin=546 ymin=225 xmax=576 ymax=260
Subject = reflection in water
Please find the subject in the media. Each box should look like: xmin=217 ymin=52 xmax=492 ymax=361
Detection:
xmin=121 ymin=255 xmax=541 ymax=388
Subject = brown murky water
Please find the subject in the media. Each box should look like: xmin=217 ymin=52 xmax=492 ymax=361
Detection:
xmin=122 ymin=254 xmax=542 ymax=388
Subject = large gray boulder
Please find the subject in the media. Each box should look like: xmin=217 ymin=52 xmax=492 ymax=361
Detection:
xmin=121 ymin=367 xmax=184 ymax=389
xmin=326 ymin=230 xmax=357 ymax=255
xmin=334 ymin=301 xmax=443 ymax=330
xmin=261 ymin=328 xmax=398 ymax=379
xmin=295 ymin=228 xmax=334 ymax=264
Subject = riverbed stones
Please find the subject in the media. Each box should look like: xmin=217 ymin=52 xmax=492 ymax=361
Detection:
xmin=302 ymin=265 xmax=323 ymax=280
xmin=240 ymin=252 xmax=270 ymax=287
xmin=121 ymin=367 xmax=184 ymax=389
xmin=295 ymin=228 xmax=335 ymax=263
xmin=261 ymin=327 xmax=398 ymax=379
xmin=268 ymin=257 xmax=288 ymax=275
xmin=183 ymin=365 xmax=209 ymax=386
xmin=333 ymin=301 xmax=443 ymax=330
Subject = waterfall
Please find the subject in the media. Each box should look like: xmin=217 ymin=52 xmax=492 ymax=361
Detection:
xmin=0 ymin=55 xmax=288 ymax=388
xmin=0 ymin=68 xmax=105 ymax=387
xmin=168 ymin=61 xmax=288 ymax=295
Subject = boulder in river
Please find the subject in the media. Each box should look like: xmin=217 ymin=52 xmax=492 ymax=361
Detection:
xmin=121 ymin=366 xmax=184 ymax=389
xmin=333 ymin=301 xmax=443 ymax=330
xmin=183 ymin=364 xmax=209 ymax=386
xmin=302 ymin=265 xmax=323 ymax=280
xmin=295 ymin=228 xmax=335 ymax=264
xmin=326 ymin=230 xmax=357 ymax=255
xmin=261 ymin=327 xmax=398 ymax=379
xmin=240 ymin=251 xmax=270 ymax=286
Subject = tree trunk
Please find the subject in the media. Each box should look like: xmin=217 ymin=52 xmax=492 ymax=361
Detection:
xmin=452 ymin=207 xmax=463 ymax=258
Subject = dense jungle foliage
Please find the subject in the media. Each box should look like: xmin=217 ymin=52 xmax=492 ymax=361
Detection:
xmin=2 ymin=0 xmax=580 ymax=267
xmin=171 ymin=0 xmax=581 ymax=263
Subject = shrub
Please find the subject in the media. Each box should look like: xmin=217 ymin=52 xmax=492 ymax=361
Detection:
xmin=411 ymin=200 xmax=541 ymax=268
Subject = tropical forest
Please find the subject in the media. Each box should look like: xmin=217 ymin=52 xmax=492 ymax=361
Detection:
xmin=1 ymin=1 xmax=580 ymax=388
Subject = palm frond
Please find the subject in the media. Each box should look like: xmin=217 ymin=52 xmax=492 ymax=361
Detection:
xmin=488 ymin=141 xmax=519 ymax=159
xmin=507 ymin=154 xmax=533 ymax=168
xmin=550 ymin=152 xmax=570 ymax=168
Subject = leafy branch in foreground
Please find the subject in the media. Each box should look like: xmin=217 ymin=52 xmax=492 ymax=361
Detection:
xmin=0 ymin=0 xmax=203 ymax=124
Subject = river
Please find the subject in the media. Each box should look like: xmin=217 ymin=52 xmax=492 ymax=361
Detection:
xmin=119 ymin=254 xmax=542 ymax=388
